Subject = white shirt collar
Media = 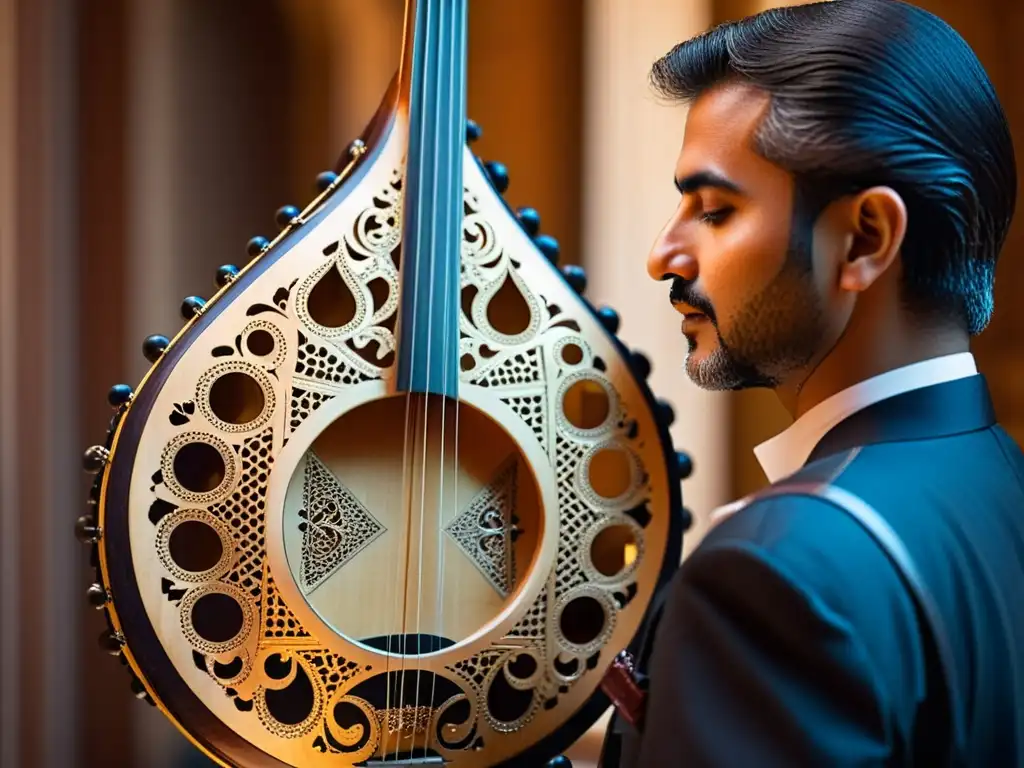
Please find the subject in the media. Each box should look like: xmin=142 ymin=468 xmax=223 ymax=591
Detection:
xmin=753 ymin=352 xmax=978 ymax=484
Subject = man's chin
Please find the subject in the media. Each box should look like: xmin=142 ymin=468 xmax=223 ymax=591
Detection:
xmin=685 ymin=349 xmax=756 ymax=391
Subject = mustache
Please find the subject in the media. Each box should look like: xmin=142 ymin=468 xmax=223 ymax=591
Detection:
xmin=669 ymin=278 xmax=717 ymax=323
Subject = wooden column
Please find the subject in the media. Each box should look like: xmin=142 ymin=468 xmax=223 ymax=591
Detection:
xmin=1 ymin=1 xmax=82 ymax=765
xmin=0 ymin=1 xmax=19 ymax=764
xmin=581 ymin=0 xmax=727 ymax=558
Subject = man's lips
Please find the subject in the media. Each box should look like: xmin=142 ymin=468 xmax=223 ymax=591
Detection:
xmin=681 ymin=313 xmax=709 ymax=333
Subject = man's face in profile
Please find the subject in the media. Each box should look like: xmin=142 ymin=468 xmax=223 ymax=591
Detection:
xmin=647 ymin=83 xmax=839 ymax=391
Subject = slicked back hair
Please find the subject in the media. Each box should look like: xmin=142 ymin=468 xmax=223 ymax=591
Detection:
xmin=651 ymin=0 xmax=1016 ymax=335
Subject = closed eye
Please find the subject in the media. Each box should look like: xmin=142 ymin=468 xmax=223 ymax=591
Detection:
xmin=698 ymin=206 xmax=734 ymax=226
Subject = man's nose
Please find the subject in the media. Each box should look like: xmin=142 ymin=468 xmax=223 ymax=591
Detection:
xmin=647 ymin=223 xmax=698 ymax=283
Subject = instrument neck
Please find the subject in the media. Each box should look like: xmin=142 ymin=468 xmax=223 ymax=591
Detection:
xmin=394 ymin=0 xmax=468 ymax=398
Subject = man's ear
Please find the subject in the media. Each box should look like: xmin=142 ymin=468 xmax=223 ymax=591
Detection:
xmin=838 ymin=186 xmax=908 ymax=293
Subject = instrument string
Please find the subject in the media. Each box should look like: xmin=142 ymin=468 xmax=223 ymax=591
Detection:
xmin=410 ymin=0 xmax=444 ymax=752
xmin=398 ymin=0 xmax=439 ymax=755
xmin=426 ymin=0 xmax=464 ymax=756
xmin=387 ymin=0 xmax=433 ymax=759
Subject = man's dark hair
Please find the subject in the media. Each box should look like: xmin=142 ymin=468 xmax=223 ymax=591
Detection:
xmin=651 ymin=0 xmax=1016 ymax=335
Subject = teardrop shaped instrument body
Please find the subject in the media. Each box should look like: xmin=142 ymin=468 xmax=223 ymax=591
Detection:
xmin=94 ymin=2 xmax=685 ymax=766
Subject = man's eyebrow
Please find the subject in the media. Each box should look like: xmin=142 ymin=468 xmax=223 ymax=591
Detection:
xmin=674 ymin=170 xmax=745 ymax=196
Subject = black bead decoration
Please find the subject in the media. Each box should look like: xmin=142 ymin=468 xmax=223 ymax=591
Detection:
xmin=534 ymin=234 xmax=560 ymax=264
xmin=107 ymin=384 xmax=133 ymax=408
xmin=316 ymin=170 xmax=338 ymax=192
xmin=657 ymin=399 xmax=676 ymax=428
xmin=596 ymin=305 xmax=620 ymax=334
xmin=630 ymin=350 xmax=652 ymax=380
xmin=516 ymin=206 xmax=541 ymax=236
xmin=129 ymin=675 xmax=149 ymax=699
xmin=86 ymin=583 xmax=108 ymax=609
xmin=681 ymin=506 xmax=694 ymax=531
xmin=142 ymin=334 xmax=169 ymax=363
xmin=275 ymin=205 xmax=300 ymax=228
xmin=546 ymin=757 xmax=573 ymax=768
xmin=215 ymin=264 xmax=239 ymax=287
xmin=180 ymin=295 xmax=206 ymax=320
xmin=82 ymin=445 xmax=110 ymax=473
xmin=483 ymin=160 xmax=509 ymax=194
xmin=675 ymin=450 xmax=694 ymax=480
xmin=75 ymin=514 xmax=101 ymax=544
xmin=246 ymin=235 xmax=270 ymax=258
xmin=561 ymin=264 xmax=587 ymax=295
xmin=98 ymin=629 xmax=123 ymax=656
xmin=466 ymin=118 xmax=482 ymax=143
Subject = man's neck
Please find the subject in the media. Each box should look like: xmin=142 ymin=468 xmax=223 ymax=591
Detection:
xmin=775 ymin=323 xmax=971 ymax=419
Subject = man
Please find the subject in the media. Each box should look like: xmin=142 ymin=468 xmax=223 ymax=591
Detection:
xmin=605 ymin=0 xmax=1024 ymax=765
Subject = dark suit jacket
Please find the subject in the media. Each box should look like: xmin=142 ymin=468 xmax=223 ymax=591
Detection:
xmin=608 ymin=374 xmax=1024 ymax=766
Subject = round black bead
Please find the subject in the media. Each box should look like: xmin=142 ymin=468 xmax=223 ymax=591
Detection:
xmin=596 ymin=305 xmax=620 ymax=334
xmin=75 ymin=514 xmax=101 ymax=544
xmin=630 ymin=350 xmax=652 ymax=380
xmin=315 ymin=170 xmax=338 ymax=192
xmin=516 ymin=206 xmax=541 ymax=237
xmin=142 ymin=334 xmax=169 ymax=363
xmin=246 ymin=235 xmax=270 ymax=257
xmin=129 ymin=674 xmax=149 ymax=699
xmin=466 ymin=118 xmax=482 ymax=143
xmin=534 ymin=234 xmax=560 ymax=264
xmin=86 ymin=583 xmax=108 ymax=609
xmin=275 ymin=205 xmax=300 ymax=228
xmin=546 ymin=757 xmax=572 ymax=768
xmin=483 ymin=161 xmax=509 ymax=194
xmin=107 ymin=384 xmax=133 ymax=408
xmin=561 ymin=264 xmax=587 ymax=295
xmin=215 ymin=264 xmax=239 ymax=288
xmin=681 ymin=506 xmax=694 ymax=532
xmin=98 ymin=629 xmax=123 ymax=656
xmin=657 ymin=399 xmax=676 ymax=428
xmin=675 ymin=450 xmax=694 ymax=480
xmin=180 ymin=295 xmax=206 ymax=320
xmin=82 ymin=445 xmax=110 ymax=473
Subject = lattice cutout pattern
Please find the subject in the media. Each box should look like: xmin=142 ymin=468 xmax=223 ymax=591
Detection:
xmin=209 ymin=430 xmax=274 ymax=603
xmin=262 ymin=570 xmax=313 ymax=642
xmin=295 ymin=338 xmax=372 ymax=386
xmin=299 ymin=452 xmax=386 ymax=593
xmin=299 ymin=650 xmax=366 ymax=698
xmin=506 ymin=587 xmax=547 ymax=640
xmin=289 ymin=388 xmax=334 ymax=434
xmin=476 ymin=348 xmax=543 ymax=388
xmin=553 ymin=435 xmax=597 ymax=600
xmin=501 ymin=393 xmax=547 ymax=455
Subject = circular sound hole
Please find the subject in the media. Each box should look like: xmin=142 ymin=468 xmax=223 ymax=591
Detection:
xmin=590 ymin=523 xmax=638 ymax=577
xmin=246 ymin=329 xmax=275 ymax=357
xmin=589 ymin=447 xmax=632 ymax=499
xmin=560 ymin=596 xmax=606 ymax=646
xmin=191 ymin=592 xmax=243 ymax=644
xmin=173 ymin=442 xmax=226 ymax=493
xmin=561 ymin=343 xmax=583 ymax=365
xmin=563 ymin=379 xmax=609 ymax=430
xmin=209 ymin=371 xmax=265 ymax=425
xmin=168 ymin=520 xmax=223 ymax=572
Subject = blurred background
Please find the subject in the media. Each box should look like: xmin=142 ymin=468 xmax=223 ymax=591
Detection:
xmin=2 ymin=0 xmax=1021 ymax=766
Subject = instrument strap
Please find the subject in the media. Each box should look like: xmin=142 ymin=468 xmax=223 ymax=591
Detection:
xmin=601 ymin=481 xmax=966 ymax=766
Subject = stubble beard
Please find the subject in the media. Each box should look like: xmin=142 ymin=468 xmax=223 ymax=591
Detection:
xmin=685 ymin=243 xmax=827 ymax=391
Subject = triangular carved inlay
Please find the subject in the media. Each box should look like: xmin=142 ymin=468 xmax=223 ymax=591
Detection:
xmin=444 ymin=458 xmax=519 ymax=597
xmin=299 ymin=452 xmax=386 ymax=594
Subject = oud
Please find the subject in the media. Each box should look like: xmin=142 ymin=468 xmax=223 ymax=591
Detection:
xmin=78 ymin=2 xmax=690 ymax=765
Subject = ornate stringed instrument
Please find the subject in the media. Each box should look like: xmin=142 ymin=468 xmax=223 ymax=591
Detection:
xmin=78 ymin=2 xmax=690 ymax=765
